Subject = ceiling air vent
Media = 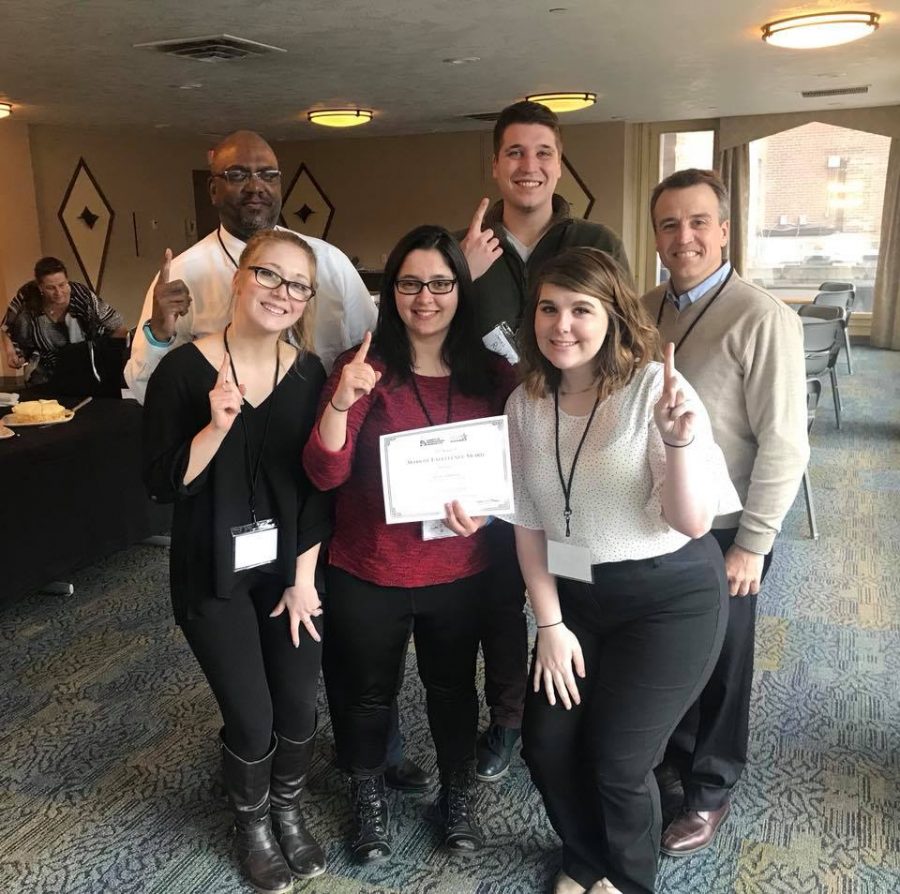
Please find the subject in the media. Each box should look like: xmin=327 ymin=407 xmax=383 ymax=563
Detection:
xmin=133 ymin=34 xmax=286 ymax=63
xmin=463 ymin=111 xmax=501 ymax=122
xmin=801 ymin=85 xmax=869 ymax=99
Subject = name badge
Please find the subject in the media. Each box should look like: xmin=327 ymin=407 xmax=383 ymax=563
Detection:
xmin=422 ymin=519 xmax=456 ymax=541
xmin=232 ymin=518 xmax=279 ymax=571
xmin=482 ymin=322 xmax=519 ymax=365
xmin=547 ymin=539 xmax=593 ymax=583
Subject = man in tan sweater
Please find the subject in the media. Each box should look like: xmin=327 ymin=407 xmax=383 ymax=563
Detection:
xmin=642 ymin=168 xmax=809 ymax=856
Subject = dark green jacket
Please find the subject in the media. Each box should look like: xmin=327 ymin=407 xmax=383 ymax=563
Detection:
xmin=461 ymin=195 xmax=631 ymax=336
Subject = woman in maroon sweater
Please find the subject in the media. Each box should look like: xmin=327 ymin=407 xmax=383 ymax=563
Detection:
xmin=303 ymin=225 xmax=513 ymax=863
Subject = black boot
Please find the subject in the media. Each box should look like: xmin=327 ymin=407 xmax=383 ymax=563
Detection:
xmin=270 ymin=731 xmax=326 ymax=878
xmin=349 ymin=774 xmax=392 ymax=863
xmin=438 ymin=764 xmax=483 ymax=853
xmin=221 ymin=738 xmax=293 ymax=894
xmin=475 ymin=723 xmax=520 ymax=782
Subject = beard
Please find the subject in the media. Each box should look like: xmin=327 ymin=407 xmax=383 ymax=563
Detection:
xmin=234 ymin=199 xmax=282 ymax=239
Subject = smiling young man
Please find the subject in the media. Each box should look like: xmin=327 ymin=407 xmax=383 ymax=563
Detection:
xmin=457 ymin=101 xmax=631 ymax=785
xmin=642 ymin=168 xmax=808 ymax=857
xmin=125 ymin=130 xmax=377 ymax=402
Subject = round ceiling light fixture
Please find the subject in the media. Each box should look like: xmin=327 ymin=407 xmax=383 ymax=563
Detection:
xmin=526 ymin=92 xmax=596 ymax=113
xmin=0 ymin=102 xmax=12 ymax=119
xmin=307 ymin=108 xmax=373 ymax=128
xmin=761 ymin=11 xmax=879 ymax=49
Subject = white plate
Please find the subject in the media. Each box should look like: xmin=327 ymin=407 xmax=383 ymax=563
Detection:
xmin=0 ymin=425 xmax=16 ymax=439
xmin=2 ymin=410 xmax=75 ymax=427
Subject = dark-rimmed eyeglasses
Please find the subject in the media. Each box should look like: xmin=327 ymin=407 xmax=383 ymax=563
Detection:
xmin=395 ymin=278 xmax=458 ymax=295
xmin=247 ymin=265 xmax=315 ymax=302
xmin=212 ymin=168 xmax=282 ymax=185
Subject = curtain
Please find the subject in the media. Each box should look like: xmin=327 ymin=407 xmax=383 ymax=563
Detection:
xmin=871 ymin=138 xmax=900 ymax=350
xmin=716 ymin=144 xmax=749 ymax=277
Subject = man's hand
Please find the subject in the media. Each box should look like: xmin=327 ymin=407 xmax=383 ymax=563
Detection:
xmin=2 ymin=333 xmax=24 ymax=369
xmin=149 ymin=249 xmax=191 ymax=342
xmin=459 ymin=197 xmax=502 ymax=281
xmin=724 ymin=544 xmax=765 ymax=597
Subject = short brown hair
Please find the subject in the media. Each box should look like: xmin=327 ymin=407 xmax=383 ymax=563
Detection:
xmin=239 ymin=229 xmax=317 ymax=355
xmin=34 ymin=257 xmax=67 ymax=282
xmin=518 ymin=247 xmax=660 ymax=400
xmin=650 ymin=168 xmax=730 ymax=227
xmin=493 ymin=101 xmax=562 ymax=156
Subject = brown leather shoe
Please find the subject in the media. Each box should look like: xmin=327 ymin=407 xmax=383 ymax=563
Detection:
xmin=660 ymin=801 xmax=730 ymax=857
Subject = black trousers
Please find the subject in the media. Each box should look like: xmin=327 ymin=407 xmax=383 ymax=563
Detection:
xmin=180 ymin=570 xmax=322 ymax=762
xmin=480 ymin=520 xmax=528 ymax=728
xmin=664 ymin=527 xmax=774 ymax=810
xmin=523 ymin=536 xmax=728 ymax=894
xmin=322 ymin=566 xmax=484 ymax=776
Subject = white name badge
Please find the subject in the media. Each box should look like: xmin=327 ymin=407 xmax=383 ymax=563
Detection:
xmin=422 ymin=518 xmax=457 ymax=541
xmin=547 ymin=539 xmax=594 ymax=583
xmin=232 ymin=519 xmax=279 ymax=571
xmin=482 ymin=322 xmax=519 ymax=365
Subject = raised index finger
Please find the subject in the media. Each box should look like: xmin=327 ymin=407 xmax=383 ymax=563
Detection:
xmin=159 ymin=248 xmax=172 ymax=285
xmin=355 ymin=330 xmax=373 ymax=363
xmin=217 ymin=352 xmax=231 ymax=386
xmin=663 ymin=341 xmax=676 ymax=386
xmin=468 ymin=197 xmax=490 ymax=236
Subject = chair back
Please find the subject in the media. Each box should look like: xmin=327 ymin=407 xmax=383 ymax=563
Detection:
xmin=806 ymin=377 xmax=822 ymax=434
xmin=798 ymin=304 xmax=843 ymax=322
xmin=813 ymin=289 xmax=854 ymax=313
xmin=802 ymin=318 xmax=841 ymax=376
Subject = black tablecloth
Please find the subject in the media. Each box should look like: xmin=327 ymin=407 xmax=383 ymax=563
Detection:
xmin=0 ymin=395 xmax=170 ymax=602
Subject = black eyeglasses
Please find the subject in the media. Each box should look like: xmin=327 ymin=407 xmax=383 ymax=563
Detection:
xmin=395 ymin=278 xmax=458 ymax=295
xmin=212 ymin=168 xmax=282 ymax=185
xmin=247 ymin=266 xmax=316 ymax=302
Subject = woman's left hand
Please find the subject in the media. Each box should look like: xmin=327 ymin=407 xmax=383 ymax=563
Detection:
xmin=653 ymin=342 xmax=696 ymax=446
xmin=443 ymin=500 xmax=488 ymax=537
xmin=270 ymin=582 xmax=323 ymax=646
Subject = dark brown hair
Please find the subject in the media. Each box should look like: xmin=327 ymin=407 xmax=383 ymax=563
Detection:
xmin=493 ymin=101 xmax=562 ymax=156
xmin=650 ymin=168 xmax=730 ymax=226
xmin=518 ymin=247 xmax=660 ymax=400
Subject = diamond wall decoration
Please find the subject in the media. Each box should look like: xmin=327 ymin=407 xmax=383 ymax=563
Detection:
xmin=558 ymin=154 xmax=595 ymax=220
xmin=58 ymin=158 xmax=115 ymax=292
xmin=279 ymin=163 xmax=335 ymax=241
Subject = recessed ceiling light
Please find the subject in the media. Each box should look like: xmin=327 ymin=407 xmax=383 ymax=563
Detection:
xmin=174 ymin=83 xmax=203 ymax=90
xmin=0 ymin=102 xmax=12 ymax=119
xmin=443 ymin=56 xmax=481 ymax=64
xmin=548 ymin=7 xmax=568 ymax=13
xmin=308 ymin=108 xmax=374 ymax=128
xmin=527 ymin=92 xmax=596 ymax=113
xmin=761 ymin=12 xmax=879 ymax=49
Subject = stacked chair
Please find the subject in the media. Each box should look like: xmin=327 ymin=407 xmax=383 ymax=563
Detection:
xmin=802 ymin=378 xmax=823 ymax=540
xmin=814 ymin=281 xmax=855 ymax=374
xmin=799 ymin=307 xmax=843 ymax=429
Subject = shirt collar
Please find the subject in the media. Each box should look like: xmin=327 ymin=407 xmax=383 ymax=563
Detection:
xmin=665 ymin=261 xmax=732 ymax=311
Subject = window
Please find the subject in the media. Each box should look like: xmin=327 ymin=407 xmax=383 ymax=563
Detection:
xmin=746 ymin=122 xmax=890 ymax=311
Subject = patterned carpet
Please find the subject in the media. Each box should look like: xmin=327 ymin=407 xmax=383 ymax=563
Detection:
xmin=1 ymin=344 xmax=897 ymax=894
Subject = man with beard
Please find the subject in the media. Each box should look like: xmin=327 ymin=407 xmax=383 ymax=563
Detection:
xmin=125 ymin=130 xmax=377 ymax=401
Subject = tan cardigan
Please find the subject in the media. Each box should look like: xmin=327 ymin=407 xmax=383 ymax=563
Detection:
xmin=642 ymin=272 xmax=809 ymax=555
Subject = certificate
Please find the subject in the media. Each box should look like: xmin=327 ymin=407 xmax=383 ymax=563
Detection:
xmin=380 ymin=416 xmax=515 ymax=524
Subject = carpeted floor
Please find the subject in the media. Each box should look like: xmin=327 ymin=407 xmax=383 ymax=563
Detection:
xmin=1 ymin=344 xmax=897 ymax=894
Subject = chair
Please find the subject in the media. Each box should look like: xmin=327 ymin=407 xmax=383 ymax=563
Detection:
xmin=803 ymin=378 xmax=822 ymax=540
xmin=799 ymin=310 xmax=843 ymax=429
xmin=814 ymin=281 xmax=855 ymax=374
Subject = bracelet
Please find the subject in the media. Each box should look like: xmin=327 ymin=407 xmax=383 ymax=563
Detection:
xmin=537 ymin=620 xmax=563 ymax=629
xmin=142 ymin=320 xmax=175 ymax=348
xmin=329 ymin=398 xmax=350 ymax=413
xmin=663 ymin=435 xmax=695 ymax=448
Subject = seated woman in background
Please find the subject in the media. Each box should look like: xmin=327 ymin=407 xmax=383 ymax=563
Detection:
xmin=505 ymin=247 xmax=739 ymax=894
xmin=303 ymin=224 xmax=515 ymax=863
xmin=143 ymin=229 xmax=330 ymax=894
xmin=1 ymin=256 xmax=126 ymax=382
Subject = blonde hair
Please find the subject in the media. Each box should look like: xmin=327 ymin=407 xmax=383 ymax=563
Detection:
xmin=239 ymin=229 xmax=318 ymax=355
xmin=518 ymin=247 xmax=660 ymax=401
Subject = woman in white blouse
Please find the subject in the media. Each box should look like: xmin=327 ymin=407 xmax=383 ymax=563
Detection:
xmin=506 ymin=247 xmax=739 ymax=894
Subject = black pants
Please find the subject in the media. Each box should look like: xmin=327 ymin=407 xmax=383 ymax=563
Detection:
xmin=322 ymin=566 xmax=483 ymax=776
xmin=180 ymin=571 xmax=322 ymax=762
xmin=480 ymin=520 xmax=528 ymax=728
xmin=664 ymin=527 xmax=773 ymax=810
xmin=523 ymin=536 xmax=728 ymax=894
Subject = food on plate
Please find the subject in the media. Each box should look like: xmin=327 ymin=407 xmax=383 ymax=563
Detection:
xmin=8 ymin=399 xmax=71 ymax=423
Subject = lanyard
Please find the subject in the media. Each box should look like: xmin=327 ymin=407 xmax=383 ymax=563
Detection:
xmin=554 ymin=389 xmax=601 ymax=538
xmin=410 ymin=374 xmax=453 ymax=426
xmin=217 ymin=228 xmax=240 ymax=269
xmin=656 ymin=267 xmax=734 ymax=355
xmin=222 ymin=324 xmax=279 ymax=523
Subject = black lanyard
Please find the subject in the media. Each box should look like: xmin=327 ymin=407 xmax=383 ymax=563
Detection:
xmin=410 ymin=374 xmax=453 ymax=426
xmin=554 ymin=389 xmax=601 ymax=538
xmin=217 ymin=228 xmax=240 ymax=269
xmin=656 ymin=267 xmax=734 ymax=355
xmin=222 ymin=324 xmax=279 ymax=523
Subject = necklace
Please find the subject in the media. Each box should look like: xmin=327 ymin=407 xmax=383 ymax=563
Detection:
xmin=559 ymin=383 xmax=597 ymax=396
